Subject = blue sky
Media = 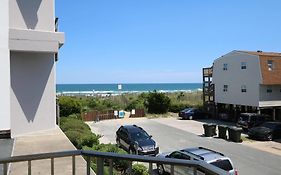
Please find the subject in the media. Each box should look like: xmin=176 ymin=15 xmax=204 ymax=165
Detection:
xmin=55 ymin=0 xmax=281 ymax=84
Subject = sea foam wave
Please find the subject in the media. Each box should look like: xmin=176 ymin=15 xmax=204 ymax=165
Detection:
xmin=56 ymin=89 xmax=202 ymax=96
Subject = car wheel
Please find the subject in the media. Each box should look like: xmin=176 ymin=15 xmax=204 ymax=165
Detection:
xmin=189 ymin=116 xmax=193 ymax=120
xmin=157 ymin=164 xmax=165 ymax=175
xmin=267 ymin=133 xmax=273 ymax=141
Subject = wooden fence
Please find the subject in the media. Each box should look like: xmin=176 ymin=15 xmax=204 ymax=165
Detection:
xmin=82 ymin=110 xmax=116 ymax=122
xmin=82 ymin=109 xmax=146 ymax=121
xmin=130 ymin=109 xmax=145 ymax=118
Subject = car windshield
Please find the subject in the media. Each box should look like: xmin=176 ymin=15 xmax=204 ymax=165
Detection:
xmin=182 ymin=108 xmax=192 ymax=112
xmin=130 ymin=131 xmax=150 ymax=141
xmin=210 ymin=159 xmax=233 ymax=171
xmin=260 ymin=122 xmax=279 ymax=129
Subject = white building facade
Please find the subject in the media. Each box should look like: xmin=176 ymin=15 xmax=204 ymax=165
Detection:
xmin=0 ymin=0 xmax=64 ymax=137
xmin=212 ymin=50 xmax=281 ymax=120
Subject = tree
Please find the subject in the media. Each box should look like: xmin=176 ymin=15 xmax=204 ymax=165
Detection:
xmin=145 ymin=90 xmax=171 ymax=114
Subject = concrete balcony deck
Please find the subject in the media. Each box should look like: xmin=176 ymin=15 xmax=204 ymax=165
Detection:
xmin=9 ymin=28 xmax=64 ymax=53
xmin=8 ymin=127 xmax=94 ymax=175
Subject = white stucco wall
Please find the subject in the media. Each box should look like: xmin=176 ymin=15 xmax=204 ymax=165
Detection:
xmin=9 ymin=0 xmax=55 ymax=31
xmin=10 ymin=52 xmax=56 ymax=137
xmin=0 ymin=0 xmax=11 ymax=131
xmin=212 ymin=51 xmax=262 ymax=107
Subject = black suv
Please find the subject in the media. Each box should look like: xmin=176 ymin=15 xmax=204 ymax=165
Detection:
xmin=237 ymin=113 xmax=269 ymax=130
xmin=116 ymin=125 xmax=159 ymax=156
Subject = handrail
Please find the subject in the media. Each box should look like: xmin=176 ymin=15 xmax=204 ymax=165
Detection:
xmin=0 ymin=150 xmax=81 ymax=163
xmin=0 ymin=150 xmax=228 ymax=175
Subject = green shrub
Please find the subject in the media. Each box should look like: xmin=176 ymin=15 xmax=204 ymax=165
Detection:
xmin=67 ymin=113 xmax=82 ymax=120
xmin=145 ymin=91 xmax=171 ymax=114
xmin=84 ymin=144 xmax=129 ymax=172
xmin=169 ymin=103 xmax=190 ymax=113
xmin=125 ymin=99 xmax=145 ymax=111
xmin=60 ymin=117 xmax=91 ymax=133
xmin=64 ymin=130 xmax=99 ymax=149
xmin=60 ymin=117 xmax=99 ymax=149
xmin=90 ymin=162 xmax=119 ymax=175
xmin=132 ymin=164 xmax=149 ymax=175
xmin=59 ymin=96 xmax=81 ymax=117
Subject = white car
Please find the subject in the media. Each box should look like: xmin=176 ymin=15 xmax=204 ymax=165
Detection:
xmin=157 ymin=147 xmax=238 ymax=175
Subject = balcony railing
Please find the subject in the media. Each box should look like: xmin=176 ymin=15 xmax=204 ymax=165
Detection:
xmin=0 ymin=150 xmax=228 ymax=175
xmin=55 ymin=17 xmax=59 ymax=32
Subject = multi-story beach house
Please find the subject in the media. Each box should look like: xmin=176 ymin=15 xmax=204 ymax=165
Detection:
xmin=0 ymin=0 xmax=64 ymax=138
xmin=203 ymin=50 xmax=281 ymax=121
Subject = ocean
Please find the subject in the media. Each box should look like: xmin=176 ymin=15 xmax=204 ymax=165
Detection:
xmin=56 ymin=83 xmax=202 ymax=96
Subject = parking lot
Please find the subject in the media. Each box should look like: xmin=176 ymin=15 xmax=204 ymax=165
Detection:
xmin=87 ymin=117 xmax=281 ymax=175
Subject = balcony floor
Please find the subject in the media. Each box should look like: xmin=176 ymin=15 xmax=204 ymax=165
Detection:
xmin=8 ymin=127 xmax=94 ymax=175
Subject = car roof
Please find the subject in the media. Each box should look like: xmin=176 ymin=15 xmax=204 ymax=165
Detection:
xmin=263 ymin=122 xmax=281 ymax=125
xmin=121 ymin=125 xmax=143 ymax=132
xmin=180 ymin=147 xmax=226 ymax=162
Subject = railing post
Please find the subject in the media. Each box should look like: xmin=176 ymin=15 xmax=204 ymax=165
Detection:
xmin=86 ymin=156 xmax=91 ymax=175
xmin=96 ymin=158 xmax=104 ymax=175
xmin=3 ymin=163 xmax=8 ymax=175
xmin=72 ymin=155 xmax=76 ymax=175
xmin=193 ymin=167 xmax=197 ymax=175
xmin=149 ymin=162 xmax=153 ymax=175
xmin=28 ymin=160 xmax=31 ymax=175
xmin=109 ymin=159 xmax=113 ymax=175
xmin=51 ymin=158 xmax=54 ymax=175
xmin=170 ymin=165 xmax=174 ymax=175
xmin=127 ymin=161 xmax=132 ymax=175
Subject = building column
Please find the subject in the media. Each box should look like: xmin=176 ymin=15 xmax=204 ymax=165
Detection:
xmin=257 ymin=107 xmax=261 ymax=114
xmin=0 ymin=0 xmax=11 ymax=135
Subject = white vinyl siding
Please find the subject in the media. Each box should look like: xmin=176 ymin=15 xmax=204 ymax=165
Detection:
xmin=212 ymin=51 xmax=261 ymax=107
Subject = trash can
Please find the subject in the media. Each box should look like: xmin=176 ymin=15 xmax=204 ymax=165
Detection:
xmin=218 ymin=125 xmax=227 ymax=139
xmin=203 ymin=124 xmax=216 ymax=137
xmin=228 ymin=127 xmax=242 ymax=142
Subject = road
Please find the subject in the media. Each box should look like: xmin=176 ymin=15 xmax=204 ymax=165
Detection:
xmin=88 ymin=118 xmax=281 ymax=175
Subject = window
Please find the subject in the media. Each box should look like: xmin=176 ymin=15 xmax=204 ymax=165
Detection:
xmin=268 ymin=60 xmax=274 ymax=71
xmin=223 ymin=63 xmax=228 ymax=71
xmin=241 ymin=62 xmax=247 ymax=69
xmin=267 ymin=86 xmax=272 ymax=93
xmin=241 ymin=85 xmax=247 ymax=92
xmin=210 ymin=159 xmax=233 ymax=171
xmin=223 ymin=85 xmax=228 ymax=92
xmin=169 ymin=151 xmax=182 ymax=159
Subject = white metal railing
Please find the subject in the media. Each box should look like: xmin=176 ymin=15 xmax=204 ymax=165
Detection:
xmin=0 ymin=150 xmax=228 ymax=175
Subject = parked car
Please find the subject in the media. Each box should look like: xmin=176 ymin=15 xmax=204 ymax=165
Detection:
xmin=219 ymin=113 xmax=231 ymax=121
xmin=237 ymin=113 xmax=269 ymax=130
xmin=157 ymin=147 xmax=237 ymax=175
xmin=116 ymin=125 xmax=159 ymax=156
xmin=178 ymin=108 xmax=207 ymax=120
xmin=248 ymin=122 xmax=281 ymax=141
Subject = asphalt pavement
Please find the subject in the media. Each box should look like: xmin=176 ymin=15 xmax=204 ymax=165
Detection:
xmin=88 ymin=118 xmax=281 ymax=175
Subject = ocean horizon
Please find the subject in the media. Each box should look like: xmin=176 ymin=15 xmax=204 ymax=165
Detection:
xmin=56 ymin=83 xmax=202 ymax=96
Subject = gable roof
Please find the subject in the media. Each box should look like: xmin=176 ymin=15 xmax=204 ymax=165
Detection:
xmin=237 ymin=50 xmax=281 ymax=57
